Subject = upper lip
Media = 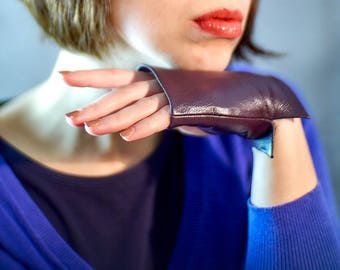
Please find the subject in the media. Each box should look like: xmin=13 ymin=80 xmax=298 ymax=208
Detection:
xmin=194 ymin=8 xmax=243 ymax=22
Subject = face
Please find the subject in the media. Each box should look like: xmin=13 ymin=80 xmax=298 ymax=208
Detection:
xmin=111 ymin=0 xmax=252 ymax=71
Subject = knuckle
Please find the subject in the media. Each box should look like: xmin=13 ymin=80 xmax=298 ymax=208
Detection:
xmin=149 ymin=80 xmax=162 ymax=92
xmin=81 ymin=102 xmax=100 ymax=116
xmin=160 ymin=105 xmax=170 ymax=115
xmin=133 ymin=80 xmax=150 ymax=90
xmin=112 ymin=113 xmax=125 ymax=126
xmin=144 ymin=120 xmax=157 ymax=132
xmin=137 ymin=96 xmax=156 ymax=109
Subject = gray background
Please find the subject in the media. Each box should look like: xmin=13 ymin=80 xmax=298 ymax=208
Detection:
xmin=1 ymin=1 xmax=339 ymax=214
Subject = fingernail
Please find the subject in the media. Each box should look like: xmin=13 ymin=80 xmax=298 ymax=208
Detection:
xmin=120 ymin=127 xmax=135 ymax=141
xmin=85 ymin=120 xmax=100 ymax=128
xmin=65 ymin=110 xmax=81 ymax=119
xmin=65 ymin=110 xmax=85 ymax=127
xmin=84 ymin=122 xmax=100 ymax=136
xmin=58 ymin=71 xmax=73 ymax=84
xmin=58 ymin=70 xmax=71 ymax=75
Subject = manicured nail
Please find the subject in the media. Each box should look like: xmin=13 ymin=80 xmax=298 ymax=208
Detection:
xmin=84 ymin=122 xmax=100 ymax=136
xmin=120 ymin=127 xmax=135 ymax=141
xmin=58 ymin=71 xmax=71 ymax=83
xmin=65 ymin=110 xmax=84 ymax=127
xmin=58 ymin=70 xmax=71 ymax=74
xmin=65 ymin=110 xmax=81 ymax=119
xmin=85 ymin=120 xmax=100 ymax=128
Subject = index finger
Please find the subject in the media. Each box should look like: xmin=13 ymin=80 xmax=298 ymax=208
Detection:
xmin=60 ymin=68 xmax=153 ymax=89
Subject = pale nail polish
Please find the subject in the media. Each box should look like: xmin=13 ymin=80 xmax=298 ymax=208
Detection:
xmin=65 ymin=110 xmax=81 ymax=119
xmin=86 ymin=120 xmax=100 ymax=128
xmin=58 ymin=70 xmax=71 ymax=75
xmin=120 ymin=127 xmax=135 ymax=141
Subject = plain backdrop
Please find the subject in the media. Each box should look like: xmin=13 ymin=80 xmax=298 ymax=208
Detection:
xmin=0 ymin=0 xmax=339 ymax=215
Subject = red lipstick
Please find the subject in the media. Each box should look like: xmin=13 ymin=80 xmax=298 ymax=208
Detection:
xmin=194 ymin=9 xmax=243 ymax=39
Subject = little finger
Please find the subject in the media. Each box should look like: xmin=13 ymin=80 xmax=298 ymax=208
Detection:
xmin=120 ymin=105 xmax=171 ymax=141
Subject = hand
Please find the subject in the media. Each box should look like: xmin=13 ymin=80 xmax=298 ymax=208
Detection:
xmin=61 ymin=68 xmax=171 ymax=141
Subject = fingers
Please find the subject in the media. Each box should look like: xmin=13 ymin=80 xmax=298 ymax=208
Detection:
xmin=63 ymin=67 xmax=171 ymax=141
xmin=60 ymin=69 xmax=153 ymax=88
xmin=65 ymin=80 xmax=162 ymax=126
xmin=84 ymin=93 xmax=169 ymax=136
xmin=120 ymin=105 xmax=171 ymax=141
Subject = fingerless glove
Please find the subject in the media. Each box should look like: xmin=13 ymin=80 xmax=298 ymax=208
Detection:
xmin=138 ymin=64 xmax=309 ymax=157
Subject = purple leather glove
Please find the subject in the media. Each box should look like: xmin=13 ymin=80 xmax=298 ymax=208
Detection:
xmin=137 ymin=64 xmax=309 ymax=157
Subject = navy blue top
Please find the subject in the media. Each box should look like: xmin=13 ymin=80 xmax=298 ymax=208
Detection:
xmin=0 ymin=130 xmax=184 ymax=270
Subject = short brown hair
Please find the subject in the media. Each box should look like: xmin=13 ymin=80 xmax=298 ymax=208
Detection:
xmin=21 ymin=0 xmax=266 ymax=60
xmin=21 ymin=0 xmax=116 ymax=58
xmin=234 ymin=0 xmax=273 ymax=61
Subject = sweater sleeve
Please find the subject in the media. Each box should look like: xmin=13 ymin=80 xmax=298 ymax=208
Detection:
xmin=245 ymin=116 xmax=340 ymax=269
xmin=246 ymin=183 xmax=340 ymax=269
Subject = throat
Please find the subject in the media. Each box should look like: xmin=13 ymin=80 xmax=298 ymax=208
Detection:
xmin=0 ymin=94 xmax=163 ymax=177
xmin=0 ymin=122 xmax=163 ymax=177
xmin=0 ymin=47 xmax=166 ymax=177
xmin=42 ymin=133 xmax=163 ymax=177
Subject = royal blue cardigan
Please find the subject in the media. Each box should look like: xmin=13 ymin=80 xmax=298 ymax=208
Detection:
xmin=0 ymin=65 xmax=339 ymax=269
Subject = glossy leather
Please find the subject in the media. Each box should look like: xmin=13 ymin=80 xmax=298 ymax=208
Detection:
xmin=138 ymin=64 xmax=309 ymax=156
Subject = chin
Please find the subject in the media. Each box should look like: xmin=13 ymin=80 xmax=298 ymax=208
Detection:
xmin=174 ymin=51 xmax=233 ymax=71
xmin=192 ymin=58 xmax=232 ymax=71
xmin=169 ymin=41 xmax=236 ymax=71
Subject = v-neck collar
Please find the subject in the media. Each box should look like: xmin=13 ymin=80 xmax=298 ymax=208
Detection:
xmin=0 ymin=154 xmax=93 ymax=269
xmin=0 ymin=138 xmax=205 ymax=270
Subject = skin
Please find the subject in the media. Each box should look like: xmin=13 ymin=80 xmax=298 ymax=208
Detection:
xmin=0 ymin=0 xmax=317 ymax=207
xmin=65 ymin=0 xmax=252 ymax=139
xmin=110 ymin=0 xmax=252 ymax=71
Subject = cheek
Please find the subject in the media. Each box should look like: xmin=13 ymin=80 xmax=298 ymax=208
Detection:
xmin=114 ymin=6 xmax=182 ymax=66
xmin=110 ymin=0 xmax=253 ymax=70
xmin=177 ymin=40 xmax=238 ymax=70
xmin=242 ymin=0 xmax=253 ymax=27
xmin=114 ymin=8 xmax=160 ymax=53
xmin=111 ymin=2 xmax=149 ymax=46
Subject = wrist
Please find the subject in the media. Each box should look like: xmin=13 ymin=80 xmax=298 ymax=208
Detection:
xmin=251 ymin=118 xmax=318 ymax=207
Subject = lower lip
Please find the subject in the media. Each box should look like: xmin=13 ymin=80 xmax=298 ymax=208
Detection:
xmin=194 ymin=19 xmax=242 ymax=39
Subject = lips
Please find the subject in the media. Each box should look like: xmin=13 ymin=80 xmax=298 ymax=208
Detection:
xmin=194 ymin=9 xmax=243 ymax=39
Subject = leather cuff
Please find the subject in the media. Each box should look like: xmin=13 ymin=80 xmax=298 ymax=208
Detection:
xmin=137 ymin=64 xmax=309 ymax=157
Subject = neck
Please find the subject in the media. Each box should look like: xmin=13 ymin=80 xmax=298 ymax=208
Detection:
xmin=54 ymin=44 xmax=171 ymax=72
xmin=49 ymin=45 xmax=172 ymax=107
xmin=0 ymin=47 xmax=166 ymax=175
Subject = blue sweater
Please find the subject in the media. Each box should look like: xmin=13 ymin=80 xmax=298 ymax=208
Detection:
xmin=0 ymin=65 xmax=339 ymax=269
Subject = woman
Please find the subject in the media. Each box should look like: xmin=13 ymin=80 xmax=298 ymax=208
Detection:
xmin=0 ymin=0 xmax=339 ymax=269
